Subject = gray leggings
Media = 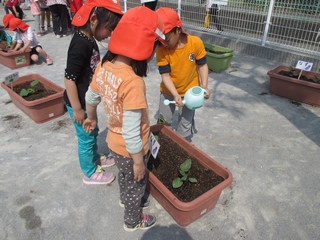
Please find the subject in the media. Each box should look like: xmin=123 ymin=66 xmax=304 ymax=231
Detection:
xmin=113 ymin=152 xmax=146 ymax=226
xmin=158 ymin=93 xmax=195 ymax=140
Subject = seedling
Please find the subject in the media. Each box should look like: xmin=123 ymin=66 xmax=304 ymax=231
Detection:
xmin=19 ymin=80 xmax=39 ymax=97
xmin=172 ymin=158 xmax=198 ymax=188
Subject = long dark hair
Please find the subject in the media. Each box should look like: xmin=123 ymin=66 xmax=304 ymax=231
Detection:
xmin=102 ymin=51 xmax=148 ymax=77
xmin=78 ymin=7 xmax=122 ymax=32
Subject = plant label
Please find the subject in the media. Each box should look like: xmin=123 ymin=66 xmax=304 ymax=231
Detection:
xmin=149 ymin=133 xmax=160 ymax=159
xmin=4 ymin=72 xmax=19 ymax=85
xmin=296 ymin=61 xmax=313 ymax=71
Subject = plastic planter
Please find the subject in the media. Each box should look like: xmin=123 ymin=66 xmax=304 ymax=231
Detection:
xmin=204 ymin=42 xmax=234 ymax=72
xmin=148 ymin=124 xmax=233 ymax=227
xmin=0 ymin=49 xmax=31 ymax=69
xmin=1 ymin=74 xmax=65 ymax=123
xmin=267 ymin=66 xmax=320 ymax=106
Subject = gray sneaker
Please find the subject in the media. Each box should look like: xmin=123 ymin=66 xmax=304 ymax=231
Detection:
xmin=123 ymin=214 xmax=156 ymax=232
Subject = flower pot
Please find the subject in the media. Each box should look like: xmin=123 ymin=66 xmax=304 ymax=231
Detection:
xmin=204 ymin=42 xmax=234 ymax=73
xmin=267 ymin=65 xmax=320 ymax=106
xmin=1 ymin=74 xmax=66 ymax=123
xmin=0 ymin=49 xmax=31 ymax=69
xmin=148 ymin=124 xmax=233 ymax=227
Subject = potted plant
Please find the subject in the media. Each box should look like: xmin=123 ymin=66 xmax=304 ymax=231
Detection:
xmin=147 ymin=124 xmax=233 ymax=227
xmin=267 ymin=65 xmax=320 ymax=106
xmin=204 ymin=42 xmax=234 ymax=73
xmin=1 ymin=74 xmax=66 ymax=123
xmin=0 ymin=48 xmax=31 ymax=69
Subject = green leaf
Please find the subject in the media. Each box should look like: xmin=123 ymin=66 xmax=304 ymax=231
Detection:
xmin=19 ymin=88 xmax=29 ymax=97
xmin=180 ymin=159 xmax=192 ymax=172
xmin=188 ymin=178 xmax=198 ymax=183
xmin=179 ymin=169 xmax=186 ymax=176
xmin=172 ymin=178 xmax=183 ymax=188
xmin=31 ymin=80 xmax=39 ymax=87
xmin=181 ymin=175 xmax=187 ymax=181
xmin=27 ymin=88 xmax=35 ymax=93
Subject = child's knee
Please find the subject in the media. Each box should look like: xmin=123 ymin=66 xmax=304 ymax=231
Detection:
xmin=31 ymin=54 xmax=39 ymax=62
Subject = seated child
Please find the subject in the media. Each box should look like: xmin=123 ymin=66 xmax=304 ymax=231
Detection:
xmin=6 ymin=16 xmax=53 ymax=65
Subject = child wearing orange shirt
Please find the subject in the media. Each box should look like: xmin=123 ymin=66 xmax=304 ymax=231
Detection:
xmin=156 ymin=7 xmax=211 ymax=142
xmin=83 ymin=6 xmax=165 ymax=231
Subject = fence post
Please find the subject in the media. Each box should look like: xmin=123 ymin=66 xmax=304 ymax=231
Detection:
xmin=177 ymin=0 xmax=181 ymax=17
xmin=123 ymin=0 xmax=127 ymax=12
xmin=262 ymin=0 xmax=275 ymax=46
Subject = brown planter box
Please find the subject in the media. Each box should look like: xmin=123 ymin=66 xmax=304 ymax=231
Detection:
xmin=268 ymin=65 xmax=320 ymax=106
xmin=148 ymin=124 xmax=233 ymax=227
xmin=0 ymin=49 xmax=31 ymax=69
xmin=1 ymin=74 xmax=65 ymax=123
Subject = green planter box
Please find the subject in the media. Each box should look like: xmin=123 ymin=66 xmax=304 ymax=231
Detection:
xmin=204 ymin=43 xmax=234 ymax=73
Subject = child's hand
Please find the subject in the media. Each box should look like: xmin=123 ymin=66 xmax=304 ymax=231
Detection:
xmin=133 ymin=161 xmax=146 ymax=182
xmin=174 ymin=95 xmax=183 ymax=107
xmin=204 ymin=88 xmax=211 ymax=99
xmin=82 ymin=118 xmax=97 ymax=133
xmin=73 ymin=108 xmax=85 ymax=124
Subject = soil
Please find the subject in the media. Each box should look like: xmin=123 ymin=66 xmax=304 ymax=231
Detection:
xmin=279 ymin=70 xmax=320 ymax=84
xmin=147 ymin=131 xmax=224 ymax=202
xmin=12 ymin=80 xmax=57 ymax=101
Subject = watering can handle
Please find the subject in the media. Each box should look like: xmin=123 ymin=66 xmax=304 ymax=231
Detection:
xmin=163 ymin=99 xmax=175 ymax=105
xmin=163 ymin=99 xmax=186 ymax=105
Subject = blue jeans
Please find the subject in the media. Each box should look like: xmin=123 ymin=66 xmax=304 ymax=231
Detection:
xmin=66 ymin=105 xmax=99 ymax=177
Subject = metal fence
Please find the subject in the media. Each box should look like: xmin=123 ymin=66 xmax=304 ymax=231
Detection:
xmin=123 ymin=0 xmax=320 ymax=59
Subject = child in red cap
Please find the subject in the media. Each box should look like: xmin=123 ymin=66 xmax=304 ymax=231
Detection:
xmin=2 ymin=14 xmax=15 ymax=28
xmin=83 ymin=6 xmax=165 ymax=231
xmin=64 ymin=0 xmax=122 ymax=185
xmin=155 ymin=7 xmax=211 ymax=142
xmin=8 ymin=17 xmax=53 ymax=65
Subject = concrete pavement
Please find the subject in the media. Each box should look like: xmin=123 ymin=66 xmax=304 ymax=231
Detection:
xmin=1 ymin=7 xmax=320 ymax=240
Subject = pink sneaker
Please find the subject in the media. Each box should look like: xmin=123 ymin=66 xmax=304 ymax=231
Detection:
xmin=99 ymin=154 xmax=115 ymax=168
xmin=46 ymin=56 xmax=53 ymax=65
xmin=82 ymin=166 xmax=115 ymax=185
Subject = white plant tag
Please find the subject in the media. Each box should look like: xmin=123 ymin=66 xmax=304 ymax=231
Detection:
xmin=4 ymin=72 xmax=19 ymax=85
xmin=296 ymin=61 xmax=313 ymax=71
xmin=149 ymin=132 xmax=160 ymax=159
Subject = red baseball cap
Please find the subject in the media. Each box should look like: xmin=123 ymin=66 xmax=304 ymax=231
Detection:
xmin=8 ymin=18 xmax=29 ymax=31
xmin=156 ymin=7 xmax=183 ymax=34
xmin=108 ymin=6 xmax=165 ymax=61
xmin=72 ymin=0 xmax=123 ymax=27
xmin=2 ymin=14 xmax=15 ymax=28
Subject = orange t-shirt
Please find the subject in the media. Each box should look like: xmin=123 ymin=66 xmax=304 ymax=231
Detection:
xmin=156 ymin=35 xmax=207 ymax=96
xmin=90 ymin=62 xmax=150 ymax=158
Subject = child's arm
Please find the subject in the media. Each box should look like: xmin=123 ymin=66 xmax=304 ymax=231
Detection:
xmin=198 ymin=63 xmax=211 ymax=98
xmin=83 ymin=104 xmax=98 ymax=133
xmin=82 ymin=87 xmax=100 ymax=132
xmin=161 ymin=73 xmax=184 ymax=106
xmin=131 ymin=151 xmax=145 ymax=182
xmin=123 ymin=109 xmax=146 ymax=182
xmin=64 ymin=78 xmax=85 ymax=124
xmin=19 ymin=39 xmax=31 ymax=53
xmin=13 ymin=42 xmax=22 ymax=51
